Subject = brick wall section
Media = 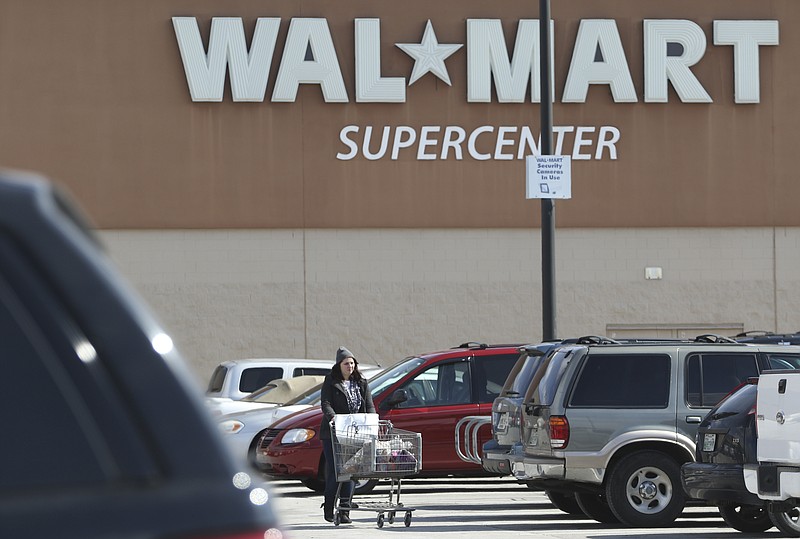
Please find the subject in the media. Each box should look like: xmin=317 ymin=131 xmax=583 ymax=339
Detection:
xmin=101 ymin=228 xmax=800 ymax=382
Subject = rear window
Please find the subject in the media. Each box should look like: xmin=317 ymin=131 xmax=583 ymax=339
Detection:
xmin=527 ymin=348 xmax=574 ymax=406
xmin=207 ymin=365 xmax=228 ymax=393
xmin=506 ymin=353 xmax=546 ymax=397
xmin=293 ymin=367 xmax=329 ymax=376
xmin=713 ymin=382 xmax=757 ymax=415
xmin=239 ymin=367 xmax=283 ymax=393
xmin=475 ymin=353 xmax=519 ymax=402
xmin=570 ymin=353 xmax=670 ymax=408
xmin=686 ymin=353 xmax=758 ymax=407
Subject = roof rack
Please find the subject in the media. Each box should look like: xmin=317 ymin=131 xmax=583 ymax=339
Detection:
xmin=575 ymin=335 xmax=621 ymax=345
xmin=734 ymin=330 xmax=776 ymax=337
xmin=455 ymin=342 xmax=488 ymax=350
xmin=693 ymin=334 xmax=738 ymax=344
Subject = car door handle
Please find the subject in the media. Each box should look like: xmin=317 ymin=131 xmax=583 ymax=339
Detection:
xmin=685 ymin=416 xmax=702 ymax=424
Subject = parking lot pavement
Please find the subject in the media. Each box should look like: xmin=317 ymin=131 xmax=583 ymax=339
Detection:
xmin=264 ymin=476 xmax=756 ymax=539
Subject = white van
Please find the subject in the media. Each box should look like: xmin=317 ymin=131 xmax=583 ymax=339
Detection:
xmin=206 ymin=358 xmax=380 ymax=401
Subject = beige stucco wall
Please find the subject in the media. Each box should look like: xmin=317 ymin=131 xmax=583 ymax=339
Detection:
xmin=101 ymin=227 xmax=800 ymax=383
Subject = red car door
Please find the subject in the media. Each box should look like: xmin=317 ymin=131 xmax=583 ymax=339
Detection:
xmin=383 ymin=358 xmax=480 ymax=471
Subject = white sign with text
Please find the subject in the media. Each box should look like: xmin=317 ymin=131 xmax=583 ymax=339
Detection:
xmin=526 ymin=155 xmax=572 ymax=199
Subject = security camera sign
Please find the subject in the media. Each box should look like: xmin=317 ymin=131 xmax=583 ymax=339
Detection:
xmin=525 ymin=155 xmax=572 ymax=199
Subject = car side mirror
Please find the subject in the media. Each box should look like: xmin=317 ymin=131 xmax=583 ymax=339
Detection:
xmin=382 ymin=389 xmax=409 ymax=409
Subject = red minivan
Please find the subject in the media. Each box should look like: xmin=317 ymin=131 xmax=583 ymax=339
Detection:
xmin=256 ymin=343 xmax=520 ymax=492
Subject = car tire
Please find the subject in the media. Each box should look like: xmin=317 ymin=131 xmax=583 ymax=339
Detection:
xmin=546 ymin=490 xmax=583 ymax=515
xmin=718 ymin=502 xmax=773 ymax=532
xmin=575 ymin=492 xmax=619 ymax=523
xmin=301 ymin=477 xmax=325 ymax=492
xmin=768 ymin=504 xmax=800 ymax=537
xmin=354 ymin=478 xmax=379 ymax=494
xmin=605 ymin=451 xmax=686 ymax=527
xmin=308 ymin=457 xmax=379 ymax=494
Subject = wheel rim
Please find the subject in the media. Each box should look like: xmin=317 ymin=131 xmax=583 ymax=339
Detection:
xmin=778 ymin=507 xmax=800 ymax=531
xmin=624 ymin=465 xmax=673 ymax=514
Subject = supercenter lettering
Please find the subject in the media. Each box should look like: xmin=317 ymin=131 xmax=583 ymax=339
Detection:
xmin=336 ymin=125 xmax=620 ymax=161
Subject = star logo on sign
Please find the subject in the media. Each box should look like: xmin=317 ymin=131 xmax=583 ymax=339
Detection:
xmin=396 ymin=20 xmax=463 ymax=86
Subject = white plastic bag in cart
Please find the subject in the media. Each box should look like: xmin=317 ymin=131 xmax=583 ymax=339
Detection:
xmin=334 ymin=413 xmax=379 ymax=444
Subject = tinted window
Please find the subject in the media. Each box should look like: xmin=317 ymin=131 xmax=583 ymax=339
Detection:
xmin=0 ymin=287 xmax=107 ymax=488
xmin=474 ymin=353 xmax=518 ymax=402
xmin=398 ymin=360 xmax=471 ymax=407
xmin=686 ymin=353 xmax=758 ymax=407
xmin=240 ymin=367 xmax=283 ymax=393
xmin=207 ymin=365 xmax=228 ymax=392
xmin=505 ymin=353 xmax=546 ymax=397
xmin=293 ymin=367 xmax=330 ymax=376
xmin=714 ymin=382 xmax=757 ymax=415
xmin=570 ymin=354 xmax=670 ymax=407
xmin=0 ymin=238 xmax=156 ymax=489
xmin=529 ymin=348 xmax=575 ymax=405
xmin=766 ymin=353 xmax=800 ymax=370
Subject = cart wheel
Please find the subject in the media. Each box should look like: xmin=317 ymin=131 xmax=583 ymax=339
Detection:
xmin=404 ymin=511 xmax=412 ymax=527
xmin=388 ymin=511 xmax=395 ymax=524
xmin=334 ymin=513 xmax=340 ymax=527
xmin=377 ymin=513 xmax=385 ymax=528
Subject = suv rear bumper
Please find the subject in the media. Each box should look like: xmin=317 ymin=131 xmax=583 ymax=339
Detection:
xmin=482 ymin=442 xmax=523 ymax=475
xmin=681 ymin=462 xmax=763 ymax=505
xmin=516 ymin=455 xmax=565 ymax=481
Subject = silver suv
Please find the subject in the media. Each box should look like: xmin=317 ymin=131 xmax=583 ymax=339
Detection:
xmin=516 ymin=336 xmax=800 ymax=527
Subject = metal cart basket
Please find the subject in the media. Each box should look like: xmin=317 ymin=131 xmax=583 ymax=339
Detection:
xmin=331 ymin=419 xmax=422 ymax=528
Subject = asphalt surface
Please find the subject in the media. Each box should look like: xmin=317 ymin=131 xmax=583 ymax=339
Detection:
xmin=265 ymin=476 xmax=771 ymax=539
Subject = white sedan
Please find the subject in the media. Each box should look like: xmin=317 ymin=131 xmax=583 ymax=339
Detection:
xmin=218 ymin=385 xmax=322 ymax=466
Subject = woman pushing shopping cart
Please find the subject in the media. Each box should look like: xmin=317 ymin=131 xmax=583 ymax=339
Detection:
xmin=331 ymin=417 xmax=422 ymax=527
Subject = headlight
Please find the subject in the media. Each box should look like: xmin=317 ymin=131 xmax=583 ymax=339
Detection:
xmin=218 ymin=420 xmax=245 ymax=435
xmin=281 ymin=428 xmax=316 ymax=444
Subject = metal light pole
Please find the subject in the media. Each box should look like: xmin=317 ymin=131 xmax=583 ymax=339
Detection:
xmin=539 ymin=0 xmax=557 ymax=341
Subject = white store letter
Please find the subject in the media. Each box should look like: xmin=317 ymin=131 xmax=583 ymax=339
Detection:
xmin=173 ymin=17 xmax=280 ymax=102
xmin=272 ymin=18 xmax=348 ymax=102
xmin=714 ymin=20 xmax=779 ymax=104
xmin=562 ymin=20 xmax=637 ymax=103
xmin=644 ymin=20 xmax=712 ymax=103
xmin=355 ymin=19 xmax=406 ymax=103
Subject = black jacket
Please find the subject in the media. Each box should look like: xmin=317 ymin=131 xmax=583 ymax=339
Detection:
xmin=319 ymin=374 xmax=375 ymax=440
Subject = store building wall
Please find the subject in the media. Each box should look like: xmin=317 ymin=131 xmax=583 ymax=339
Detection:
xmin=102 ymin=227 xmax=800 ymax=382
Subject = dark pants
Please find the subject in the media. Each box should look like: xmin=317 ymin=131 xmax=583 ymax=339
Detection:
xmin=322 ymin=436 xmax=354 ymax=507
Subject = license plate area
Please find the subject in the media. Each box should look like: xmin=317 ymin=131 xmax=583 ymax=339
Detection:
xmin=702 ymin=433 xmax=716 ymax=452
xmin=497 ymin=413 xmax=509 ymax=432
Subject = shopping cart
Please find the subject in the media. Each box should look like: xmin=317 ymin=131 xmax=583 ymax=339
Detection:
xmin=330 ymin=419 xmax=422 ymax=528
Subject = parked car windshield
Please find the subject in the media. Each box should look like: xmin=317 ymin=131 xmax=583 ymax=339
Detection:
xmin=368 ymin=356 xmax=427 ymax=398
xmin=278 ymin=358 xmax=428 ymax=408
xmin=284 ymin=384 xmax=324 ymax=406
xmin=241 ymin=383 xmax=279 ymax=401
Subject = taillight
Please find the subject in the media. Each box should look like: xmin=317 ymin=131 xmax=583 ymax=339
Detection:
xmin=549 ymin=415 xmax=569 ymax=449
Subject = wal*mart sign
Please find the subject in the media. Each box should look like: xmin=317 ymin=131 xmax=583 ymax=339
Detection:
xmin=526 ymin=156 xmax=572 ymax=199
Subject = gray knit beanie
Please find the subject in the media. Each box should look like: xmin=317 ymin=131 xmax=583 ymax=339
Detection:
xmin=335 ymin=346 xmax=356 ymax=365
